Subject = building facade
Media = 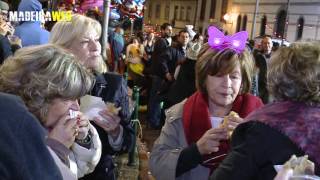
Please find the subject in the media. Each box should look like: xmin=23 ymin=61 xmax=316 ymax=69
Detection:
xmin=224 ymin=0 xmax=320 ymax=42
xmin=144 ymin=0 xmax=228 ymax=35
xmin=144 ymin=0 xmax=320 ymax=42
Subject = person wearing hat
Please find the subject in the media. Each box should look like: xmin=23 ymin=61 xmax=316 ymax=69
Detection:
xmin=165 ymin=41 xmax=202 ymax=108
xmin=14 ymin=0 xmax=49 ymax=47
xmin=0 ymin=1 xmax=9 ymax=12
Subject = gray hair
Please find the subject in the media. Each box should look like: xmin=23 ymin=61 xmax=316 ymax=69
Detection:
xmin=0 ymin=44 xmax=94 ymax=122
xmin=268 ymin=41 xmax=320 ymax=106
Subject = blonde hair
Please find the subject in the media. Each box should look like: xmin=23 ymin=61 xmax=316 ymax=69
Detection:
xmin=268 ymin=41 xmax=320 ymax=106
xmin=50 ymin=14 xmax=107 ymax=73
xmin=0 ymin=44 xmax=94 ymax=123
xmin=196 ymin=43 xmax=254 ymax=95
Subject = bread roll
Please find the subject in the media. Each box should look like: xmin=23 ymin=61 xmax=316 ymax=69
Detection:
xmin=106 ymin=102 xmax=122 ymax=115
xmin=220 ymin=111 xmax=239 ymax=137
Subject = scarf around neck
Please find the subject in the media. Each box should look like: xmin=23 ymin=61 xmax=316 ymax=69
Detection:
xmin=182 ymin=91 xmax=263 ymax=170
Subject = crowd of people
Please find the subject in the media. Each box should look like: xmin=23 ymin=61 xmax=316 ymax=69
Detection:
xmin=0 ymin=0 xmax=319 ymax=180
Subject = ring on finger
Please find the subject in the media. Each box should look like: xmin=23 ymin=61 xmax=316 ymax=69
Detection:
xmin=74 ymin=128 xmax=79 ymax=136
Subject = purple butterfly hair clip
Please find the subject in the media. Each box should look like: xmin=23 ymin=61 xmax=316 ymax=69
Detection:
xmin=208 ymin=26 xmax=248 ymax=53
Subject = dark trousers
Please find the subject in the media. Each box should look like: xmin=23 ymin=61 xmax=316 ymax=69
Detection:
xmin=80 ymin=155 xmax=116 ymax=180
xmin=147 ymin=76 xmax=163 ymax=128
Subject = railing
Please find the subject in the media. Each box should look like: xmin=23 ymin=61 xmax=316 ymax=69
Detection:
xmin=128 ymin=85 xmax=140 ymax=166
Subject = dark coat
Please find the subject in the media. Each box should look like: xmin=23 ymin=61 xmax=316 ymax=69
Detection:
xmin=154 ymin=45 xmax=185 ymax=79
xmin=254 ymin=52 xmax=269 ymax=103
xmin=0 ymin=35 xmax=21 ymax=64
xmin=166 ymin=58 xmax=196 ymax=108
xmin=0 ymin=92 xmax=62 ymax=180
xmin=91 ymin=72 xmax=134 ymax=154
xmin=82 ymin=73 xmax=134 ymax=180
xmin=150 ymin=38 xmax=170 ymax=77
xmin=210 ymin=121 xmax=304 ymax=180
xmin=0 ymin=34 xmax=13 ymax=64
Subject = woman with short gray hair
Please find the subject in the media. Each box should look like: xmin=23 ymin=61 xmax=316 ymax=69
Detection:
xmin=0 ymin=44 xmax=102 ymax=179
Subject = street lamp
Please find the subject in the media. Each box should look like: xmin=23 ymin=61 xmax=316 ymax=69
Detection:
xmin=223 ymin=13 xmax=230 ymax=22
xmin=223 ymin=13 xmax=234 ymax=33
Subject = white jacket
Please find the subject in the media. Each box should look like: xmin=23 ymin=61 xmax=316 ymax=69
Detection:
xmin=49 ymin=124 xmax=102 ymax=179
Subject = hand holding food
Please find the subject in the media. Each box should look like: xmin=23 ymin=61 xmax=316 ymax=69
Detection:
xmin=220 ymin=111 xmax=243 ymax=138
xmin=274 ymin=155 xmax=317 ymax=180
xmin=93 ymin=102 xmax=122 ymax=139
xmin=283 ymin=155 xmax=315 ymax=175
xmin=106 ymin=102 xmax=122 ymax=115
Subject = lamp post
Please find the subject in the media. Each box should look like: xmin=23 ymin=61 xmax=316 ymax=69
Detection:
xmin=250 ymin=0 xmax=259 ymax=40
xmin=101 ymin=0 xmax=111 ymax=61
xmin=282 ymin=0 xmax=290 ymax=46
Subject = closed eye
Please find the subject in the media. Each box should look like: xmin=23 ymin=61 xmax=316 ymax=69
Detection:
xmin=80 ymin=40 xmax=89 ymax=44
xmin=230 ymin=73 xmax=241 ymax=79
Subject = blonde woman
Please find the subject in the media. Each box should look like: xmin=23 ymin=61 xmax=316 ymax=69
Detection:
xmin=0 ymin=44 xmax=102 ymax=179
xmin=126 ymin=37 xmax=146 ymax=87
xmin=50 ymin=14 xmax=134 ymax=180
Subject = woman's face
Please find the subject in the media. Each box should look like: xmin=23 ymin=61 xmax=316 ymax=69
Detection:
xmin=132 ymin=39 xmax=139 ymax=45
xmin=69 ymin=29 xmax=101 ymax=70
xmin=206 ymin=62 xmax=242 ymax=108
xmin=44 ymin=98 xmax=80 ymax=129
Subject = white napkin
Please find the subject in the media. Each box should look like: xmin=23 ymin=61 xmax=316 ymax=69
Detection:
xmin=80 ymin=95 xmax=106 ymax=120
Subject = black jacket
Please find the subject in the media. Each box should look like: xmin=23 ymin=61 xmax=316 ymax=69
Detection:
xmin=166 ymin=58 xmax=196 ymax=108
xmin=153 ymin=46 xmax=185 ymax=79
xmin=151 ymin=37 xmax=170 ymax=77
xmin=90 ymin=72 xmax=134 ymax=155
xmin=254 ymin=52 xmax=269 ymax=103
xmin=210 ymin=121 xmax=304 ymax=180
xmin=81 ymin=73 xmax=134 ymax=180
xmin=0 ymin=35 xmax=13 ymax=64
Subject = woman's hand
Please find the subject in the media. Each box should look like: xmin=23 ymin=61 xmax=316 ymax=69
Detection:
xmin=75 ymin=112 xmax=90 ymax=140
xmin=93 ymin=109 xmax=121 ymax=139
xmin=196 ymin=128 xmax=228 ymax=155
xmin=48 ymin=115 xmax=78 ymax=148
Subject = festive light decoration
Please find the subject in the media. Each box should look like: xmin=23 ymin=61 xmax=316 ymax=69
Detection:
xmin=59 ymin=0 xmax=145 ymax=29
